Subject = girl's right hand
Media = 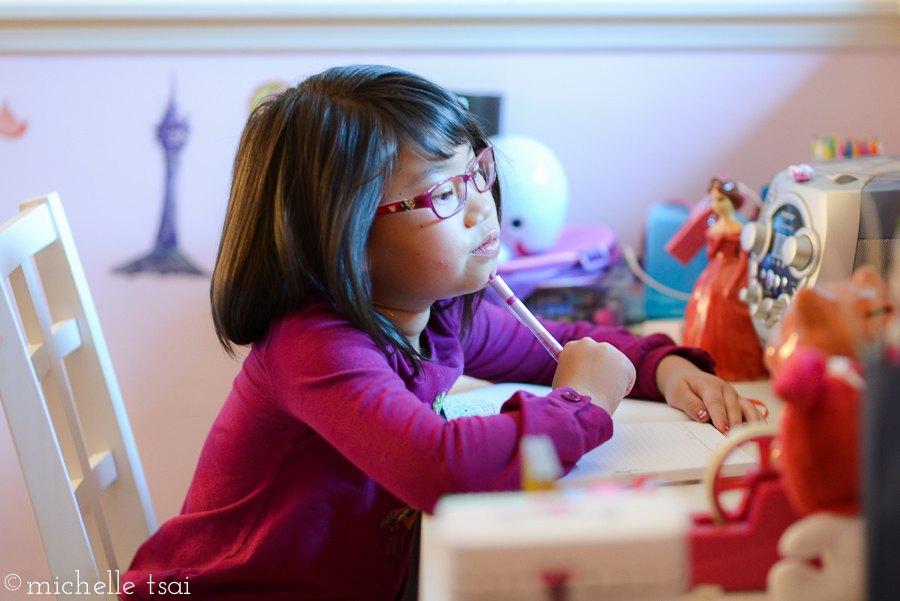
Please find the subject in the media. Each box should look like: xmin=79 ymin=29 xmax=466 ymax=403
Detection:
xmin=551 ymin=338 xmax=636 ymax=416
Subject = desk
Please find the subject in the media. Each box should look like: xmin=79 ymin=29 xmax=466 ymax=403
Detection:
xmin=419 ymin=379 xmax=782 ymax=601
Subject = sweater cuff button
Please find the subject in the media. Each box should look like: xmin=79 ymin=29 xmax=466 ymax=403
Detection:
xmin=561 ymin=390 xmax=581 ymax=402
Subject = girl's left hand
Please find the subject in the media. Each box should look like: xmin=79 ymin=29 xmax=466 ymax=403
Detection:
xmin=656 ymin=355 xmax=764 ymax=432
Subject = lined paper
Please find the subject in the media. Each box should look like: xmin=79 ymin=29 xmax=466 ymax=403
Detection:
xmin=444 ymin=383 xmax=755 ymax=485
xmin=561 ymin=421 xmax=754 ymax=485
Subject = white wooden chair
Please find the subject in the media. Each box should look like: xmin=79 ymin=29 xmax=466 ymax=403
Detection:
xmin=0 ymin=193 xmax=156 ymax=599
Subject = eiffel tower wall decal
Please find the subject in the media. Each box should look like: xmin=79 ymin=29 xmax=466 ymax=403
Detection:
xmin=115 ymin=88 xmax=205 ymax=276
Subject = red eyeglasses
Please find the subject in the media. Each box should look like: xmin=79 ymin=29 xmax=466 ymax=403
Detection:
xmin=375 ymin=147 xmax=496 ymax=220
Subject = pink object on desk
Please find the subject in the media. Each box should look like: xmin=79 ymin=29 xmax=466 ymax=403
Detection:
xmin=498 ymin=224 xmax=618 ymax=274
xmin=691 ymin=478 xmax=800 ymax=591
xmin=691 ymin=424 xmax=800 ymax=591
xmin=492 ymin=224 xmax=622 ymax=320
xmin=664 ymin=199 xmax=714 ymax=265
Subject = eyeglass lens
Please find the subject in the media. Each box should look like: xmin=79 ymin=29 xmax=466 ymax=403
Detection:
xmin=431 ymin=149 xmax=496 ymax=218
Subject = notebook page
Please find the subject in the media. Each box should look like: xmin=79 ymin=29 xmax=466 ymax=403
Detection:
xmin=443 ymin=383 xmax=755 ymax=484
xmin=561 ymin=422 xmax=754 ymax=485
xmin=443 ymin=383 xmax=691 ymax=424
xmin=440 ymin=383 xmax=551 ymax=420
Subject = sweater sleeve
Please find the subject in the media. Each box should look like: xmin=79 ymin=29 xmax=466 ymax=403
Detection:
xmin=261 ymin=308 xmax=612 ymax=514
xmin=462 ymin=299 xmax=716 ymax=401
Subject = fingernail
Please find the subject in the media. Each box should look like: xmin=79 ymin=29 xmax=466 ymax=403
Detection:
xmin=722 ymin=424 xmax=730 ymax=432
xmin=696 ymin=409 xmax=708 ymax=421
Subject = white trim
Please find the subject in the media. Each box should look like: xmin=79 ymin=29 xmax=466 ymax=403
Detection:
xmin=1 ymin=1 xmax=897 ymax=20
xmin=1 ymin=1 xmax=899 ymax=53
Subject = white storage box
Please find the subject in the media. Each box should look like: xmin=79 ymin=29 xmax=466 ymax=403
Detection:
xmin=426 ymin=487 xmax=690 ymax=601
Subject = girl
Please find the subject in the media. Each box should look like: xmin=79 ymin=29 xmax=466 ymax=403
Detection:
xmin=122 ymin=65 xmax=761 ymax=600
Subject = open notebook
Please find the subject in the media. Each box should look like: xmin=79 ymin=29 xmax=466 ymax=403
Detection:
xmin=442 ymin=383 xmax=755 ymax=485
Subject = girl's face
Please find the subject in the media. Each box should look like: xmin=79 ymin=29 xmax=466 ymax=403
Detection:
xmin=368 ymin=144 xmax=501 ymax=313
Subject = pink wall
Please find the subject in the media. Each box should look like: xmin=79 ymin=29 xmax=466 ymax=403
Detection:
xmin=1 ymin=49 xmax=899 ymax=582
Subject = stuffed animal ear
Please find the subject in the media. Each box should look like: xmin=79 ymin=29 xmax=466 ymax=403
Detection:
xmin=849 ymin=264 xmax=883 ymax=288
xmin=769 ymin=288 xmax=855 ymax=364
xmin=766 ymin=290 xmax=820 ymax=372
xmin=791 ymin=289 xmax=834 ymax=332
xmin=766 ymin=268 xmax=892 ymax=372
xmin=849 ymin=265 xmax=890 ymax=308
xmin=848 ymin=265 xmax=895 ymax=342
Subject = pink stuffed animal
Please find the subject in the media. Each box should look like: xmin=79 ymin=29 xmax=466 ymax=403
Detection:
xmin=764 ymin=265 xmax=895 ymax=601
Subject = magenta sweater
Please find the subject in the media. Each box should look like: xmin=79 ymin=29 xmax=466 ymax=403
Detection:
xmin=122 ymin=297 xmax=713 ymax=600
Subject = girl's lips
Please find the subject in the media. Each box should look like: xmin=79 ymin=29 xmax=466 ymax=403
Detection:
xmin=472 ymin=231 xmax=501 ymax=257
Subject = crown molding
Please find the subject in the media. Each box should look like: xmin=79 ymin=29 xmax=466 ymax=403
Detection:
xmin=2 ymin=1 xmax=899 ymax=53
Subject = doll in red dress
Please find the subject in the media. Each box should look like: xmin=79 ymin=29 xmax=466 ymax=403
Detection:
xmin=682 ymin=178 xmax=767 ymax=381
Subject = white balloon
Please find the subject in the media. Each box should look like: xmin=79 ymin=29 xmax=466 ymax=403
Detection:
xmin=491 ymin=135 xmax=569 ymax=255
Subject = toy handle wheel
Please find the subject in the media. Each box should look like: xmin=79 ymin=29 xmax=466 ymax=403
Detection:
xmin=704 ymin=423 xmax=779 ymax=524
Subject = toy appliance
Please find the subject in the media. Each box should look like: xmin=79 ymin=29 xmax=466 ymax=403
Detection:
xmin=740 ymin=155 xmax=900 ymax=342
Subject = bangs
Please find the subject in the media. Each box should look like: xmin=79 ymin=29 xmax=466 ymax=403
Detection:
xmin=388 ymin=89 xmax=485 ymax=164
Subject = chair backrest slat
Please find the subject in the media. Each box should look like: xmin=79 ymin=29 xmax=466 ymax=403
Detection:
xmin=52 ymin=317 xmax=84 ymax=360
xmin=28 ymin=342 xmax=50 ymax=380
xmin=19 ymin=254 xmax=123 ymax=575
xmin=0 ymin=259 xmax=103 ymax=593
xmin=25 ymin=194 xmax=158 ymax=539
xmin=0 ymin=201 xmax=56 ymax=279
xmin=0 ymin=193 xmax=157 ymax=596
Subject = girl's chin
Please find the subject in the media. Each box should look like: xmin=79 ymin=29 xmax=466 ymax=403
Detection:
xmin=473 ymin=260 xmax=499 ymax=287
xmin=446 ymin=278 xmax=494 ymax=300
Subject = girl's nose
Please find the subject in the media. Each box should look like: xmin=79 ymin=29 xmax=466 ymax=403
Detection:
xmin=464 ymin=187 xmax=494 ymax=227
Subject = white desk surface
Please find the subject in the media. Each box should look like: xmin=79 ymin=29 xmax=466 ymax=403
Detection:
xmin=421 ymin=372 xmax=781 ymax=601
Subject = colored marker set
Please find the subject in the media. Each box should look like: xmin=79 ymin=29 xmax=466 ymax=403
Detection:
xmin=811 ymin=135 xmax=883 ymax=160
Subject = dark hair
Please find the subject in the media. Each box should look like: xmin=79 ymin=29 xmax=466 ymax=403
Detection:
xmin=211 ymin=65 xmax=500 ymax=365
xmin=709 ymin=177 xmax=744 ymax=210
